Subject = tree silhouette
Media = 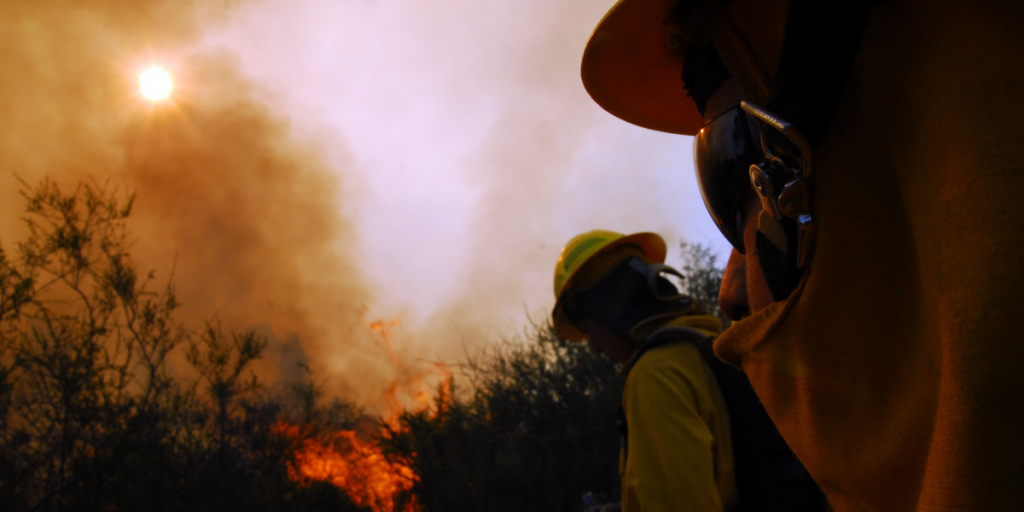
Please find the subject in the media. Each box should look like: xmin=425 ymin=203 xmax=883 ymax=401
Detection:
xmin=0 ymin=178 xmax=366 ymax=512
xmin=679 ymin=241 xmax=727 ymax=325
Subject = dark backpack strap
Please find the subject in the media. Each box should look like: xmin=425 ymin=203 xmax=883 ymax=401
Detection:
xmin=703 ymin=355 xmax=828 ymax=512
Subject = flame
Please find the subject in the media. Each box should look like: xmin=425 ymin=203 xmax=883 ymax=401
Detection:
xmin=274 ymin=317 xmax=455 ymax=511
xmin=369 ymin=317 xmax=453 ymax=427
xmin=276 ymin=423 xmax=421 ymax=512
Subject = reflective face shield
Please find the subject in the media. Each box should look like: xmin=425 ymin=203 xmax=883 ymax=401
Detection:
xmin=693 ymin=102 xmax=815 ymax=267
xmin=693 ymin=105 xmax=763 ymax=253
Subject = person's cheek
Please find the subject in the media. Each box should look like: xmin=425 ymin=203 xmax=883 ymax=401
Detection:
xmin=743 ymin=204 xmax=776 ymax=311
xmin=719 ymin=249 xmax=750 ymax=321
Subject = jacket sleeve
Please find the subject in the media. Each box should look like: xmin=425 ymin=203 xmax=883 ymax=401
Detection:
xmin=621 ymin=343 xmax=724 ymax=512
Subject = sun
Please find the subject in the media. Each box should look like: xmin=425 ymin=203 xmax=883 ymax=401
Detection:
xmin=139 ymin=66 xmax=173 ymax=101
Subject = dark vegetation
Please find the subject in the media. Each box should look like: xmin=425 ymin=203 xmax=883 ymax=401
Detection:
xmin=0 ymin=179 xmax=367 ymax=512
xmin=381 ymin=239 xmax=726 ymax=512
xmin=0 ymin=178 xmax=724 ymax=512
xmin=679 ymin=240 xmax=728 ymax=325
xmin=382 ymin=327 xmax=623 ymax=512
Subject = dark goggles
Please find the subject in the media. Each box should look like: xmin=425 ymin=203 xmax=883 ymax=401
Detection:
xmin=694 ymin=102 xmax=815 ymax=266
xmin=693 ymin=105 xmax=764 ymax=253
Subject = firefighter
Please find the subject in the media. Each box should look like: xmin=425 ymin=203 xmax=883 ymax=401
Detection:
xmin=553 ymin=229 xmax=825 ymax=512
xmin=579 ymin=0 xmax=1024 ymax=510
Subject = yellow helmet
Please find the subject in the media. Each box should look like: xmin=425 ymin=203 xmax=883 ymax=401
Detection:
xmin=552 ymin=230 xmax=667 ymax=340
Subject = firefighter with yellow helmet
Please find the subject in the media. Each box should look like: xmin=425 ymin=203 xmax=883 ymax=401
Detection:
xmin=553 ymin=230 xmax=826 ymax=512
xmin=577 ymin=0 xmax=1024 ymax=509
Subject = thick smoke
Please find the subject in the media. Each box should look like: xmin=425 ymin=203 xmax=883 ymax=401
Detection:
xmin=0 ymin=0 xmax=726 ymax=413
xmin=0 ymin=0 xmax=416 ymax=410
xmin=390 ymin=0 xmax=702 ymax=351
xmin=195 ymin=0 xmax=721 ymax=360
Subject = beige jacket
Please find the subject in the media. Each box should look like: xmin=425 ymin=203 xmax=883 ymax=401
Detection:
xmin=714 ymin=0 xmax=1024 ymax=510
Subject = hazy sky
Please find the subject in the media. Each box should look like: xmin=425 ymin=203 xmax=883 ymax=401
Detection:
xmin=200 ymin=0 xmax=730 ymax=341
xmin=0 ymin=0 xmax=729 ymax=411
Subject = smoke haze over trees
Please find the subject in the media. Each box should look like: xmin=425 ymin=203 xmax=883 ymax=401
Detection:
xmin=0 ymin=0 xmax=731 ymax=415
xmin=0 ymin=1 xmax=731 ymax=508
xmin=0 ymin=178 xmax=728 ymax=511
xmin=0 ymin=179 xmax=369 ymax=511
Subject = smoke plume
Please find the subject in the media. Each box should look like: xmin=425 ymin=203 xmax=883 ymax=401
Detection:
xmin=195 ymin=0 xmax=721 ymax=360
xmin=0 ymin=0 xmax=412 ymax=409
xmin=0 ymin=0 xmax=727 ymax=411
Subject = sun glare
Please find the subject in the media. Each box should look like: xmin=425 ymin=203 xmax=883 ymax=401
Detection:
xmin=139 ymin=66 xmax=173 ymax=101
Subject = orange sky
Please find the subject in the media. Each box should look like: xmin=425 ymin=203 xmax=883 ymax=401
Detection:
xmin=0 ymin=0 xmax=728 ymax=411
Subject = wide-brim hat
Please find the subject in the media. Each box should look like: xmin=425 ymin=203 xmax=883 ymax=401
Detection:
xmin=581 ymin=0 xmax=703 ymax=135
xmin=582 ymin=0 xmax=786 ymax=135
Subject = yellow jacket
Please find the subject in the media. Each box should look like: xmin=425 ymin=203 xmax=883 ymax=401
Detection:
xmin=713 ymin=0 xmax=1024 ymax=510
xmin=620 ymin=321 xmax=738 ymax=512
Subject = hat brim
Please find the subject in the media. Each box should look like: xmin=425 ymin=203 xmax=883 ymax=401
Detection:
xmin=581 ymin=0 xmax=704 ymax=136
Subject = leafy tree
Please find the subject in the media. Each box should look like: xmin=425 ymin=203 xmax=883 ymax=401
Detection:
xmin=678 ymin=241 xmax=727 ymax=324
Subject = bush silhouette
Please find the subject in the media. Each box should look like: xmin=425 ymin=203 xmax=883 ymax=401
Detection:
xmin=382 ymin=325 xmax=623 ymax=512
xmin=0 ymin=179 xmax=367 ymax=512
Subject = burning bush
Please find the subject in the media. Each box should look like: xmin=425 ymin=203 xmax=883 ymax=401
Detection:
xmin=275 ymin=422 xmax=420 ymax=512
